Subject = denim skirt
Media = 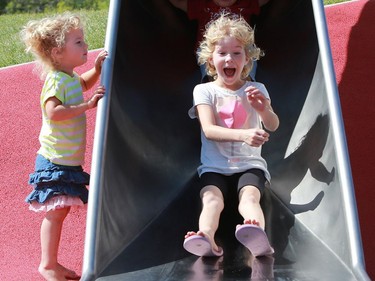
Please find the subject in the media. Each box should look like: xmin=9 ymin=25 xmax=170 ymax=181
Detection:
xmin=25 ymin=154 xmax=89 ymax=207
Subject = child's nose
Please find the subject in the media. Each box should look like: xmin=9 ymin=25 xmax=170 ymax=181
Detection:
xmin=225 ymin=54 xmax=234 ymax=62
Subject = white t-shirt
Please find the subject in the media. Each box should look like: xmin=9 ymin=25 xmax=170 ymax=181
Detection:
xmin=189 ymin=81 xmax=271 ymax=180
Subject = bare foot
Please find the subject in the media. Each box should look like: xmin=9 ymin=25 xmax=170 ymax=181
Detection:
xmin=58 ymin=264 xmax=80 ymax=280
xmin=39 ymin=264 xmax=79 ymax=281
xmin=38 ymin=266 xmax=67 ymax=281
xmin=242 ymin=219 xmax=260 ymax=227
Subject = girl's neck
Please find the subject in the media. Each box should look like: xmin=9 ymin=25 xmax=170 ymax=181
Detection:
xmin=54 ymin=67 xmax=74 ymax=77
xmin=213 ymin=78 xmax=246 ymax=92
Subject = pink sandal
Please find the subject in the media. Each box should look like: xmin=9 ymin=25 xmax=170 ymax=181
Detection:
xmin=235 ymin=224 xmax=274 ymax=257
xmin=183 ymin=234 xmax=223 ymax=257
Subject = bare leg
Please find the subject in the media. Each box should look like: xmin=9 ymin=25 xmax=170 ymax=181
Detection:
xmin=238 ymin=185 xmax=265 ymax=229
xmin=38 ymin=207 xmax=79 ymax=281
xmin=185 ymin=185 xmax=224 ymax=253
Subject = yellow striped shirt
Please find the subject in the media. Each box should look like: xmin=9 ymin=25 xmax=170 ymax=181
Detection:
xmin=38 ymin=71 xmax=86 ymax=166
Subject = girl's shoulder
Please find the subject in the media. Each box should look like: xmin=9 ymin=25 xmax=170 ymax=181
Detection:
xmin=194 ymin=81 xmax=210 ymax=90
xmin=245 ymin=80 xmax=270 ymax=98
xmin=45 ymin=71 xmax=79 ymax=87
xmin=245 ymin=80 xmax=266 ymax=88
xmin=46 ymin=71 xmax=79 ymax=80
xmin=245 ymin=80 xmax=268 ymax=91
xmin=43 ymin=71 xmax=80 ymax=95
xmin=193 ymin=81 xmax=214 ymax=94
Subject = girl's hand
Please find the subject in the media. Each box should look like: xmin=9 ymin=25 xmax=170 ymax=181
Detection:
xmin=245 ymin=85 xmax=279 ymax=132
xmin=94 ymin=50 xmax=108 ymax=74
xmin=87 ymin=85 xmax=105 ymax=109
xmin=245 ymin=85 xmax=270 ymax=112
xmin=242 ymin=128 xmax=269 ymax=147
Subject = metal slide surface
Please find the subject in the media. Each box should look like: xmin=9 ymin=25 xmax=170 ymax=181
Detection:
xmin=82 ymin=0 xmax=370 ymax=280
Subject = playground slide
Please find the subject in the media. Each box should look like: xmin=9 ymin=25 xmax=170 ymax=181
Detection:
xmin=82 ymin=0 xmax=370 ymax=280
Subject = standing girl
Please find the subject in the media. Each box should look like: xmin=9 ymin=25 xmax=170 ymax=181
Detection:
xmin=21 ymin=12 xmax=107 ymax=281
xmin=184 ymin=13 xmax=279 ymax=257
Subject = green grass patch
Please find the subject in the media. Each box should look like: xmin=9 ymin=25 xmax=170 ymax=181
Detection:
xmin=0 ymin=9 xmax=108 ymax=68
xmin=324 ymin=0 xmax=350 ymax=5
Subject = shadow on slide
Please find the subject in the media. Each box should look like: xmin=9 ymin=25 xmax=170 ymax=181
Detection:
xmin=82 ymin=0 xmax=370 ymax=280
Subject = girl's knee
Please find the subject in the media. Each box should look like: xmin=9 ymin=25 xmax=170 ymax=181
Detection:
xmin=239 ymin=186 xmax=261 ymax=204
xmin=45 ymin=207 xmax=70 ymax=222
xmin=201 ymin=186 xmax=224 ymax=211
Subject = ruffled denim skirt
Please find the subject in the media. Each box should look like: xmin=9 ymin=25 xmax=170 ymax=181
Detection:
xmin=25 ymin=154 xmax=89 ymax=212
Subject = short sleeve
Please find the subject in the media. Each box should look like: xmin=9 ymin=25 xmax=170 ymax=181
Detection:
xmin=41 ymin=72 xmax=67 ymax=105
xmin=251 ymin=82 xmax=270 ymax=100
xmin=188 ymin=83 xmax=212 ymax=119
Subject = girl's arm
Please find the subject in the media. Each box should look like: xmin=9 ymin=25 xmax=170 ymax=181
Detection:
xmin=197 ymin=104 xmax=270 ymax=147
xmin=80 ymin=50 xmax=108 ymax=91
xmin=246 ymin=86 xmax=279 ymax=132
xmin=44 ymin=85 xmax=105 ymax=121
xmin=258 ymin=104 xmax=279 ymax=132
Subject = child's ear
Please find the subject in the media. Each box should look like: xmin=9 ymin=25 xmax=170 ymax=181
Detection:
xmin=245 ymin=55 xmax=251 ymax=64
xmin=51 ymin=47 xmax=63 ymax=62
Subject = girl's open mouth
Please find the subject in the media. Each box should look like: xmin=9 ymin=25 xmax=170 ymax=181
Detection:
xmin=224 ymin=67 xmax=236 ymax=77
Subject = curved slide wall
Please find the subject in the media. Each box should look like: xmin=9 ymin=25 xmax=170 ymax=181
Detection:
xmin=82 ymin=0 xmax=370 ymax=280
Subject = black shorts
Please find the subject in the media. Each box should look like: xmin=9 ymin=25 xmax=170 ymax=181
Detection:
xmin=200 ymin=169 xmax=268 ymax=197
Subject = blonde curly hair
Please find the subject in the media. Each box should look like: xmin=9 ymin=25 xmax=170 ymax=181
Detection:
xmin=20 ymin=12 xmax=84 ymax=79
xmin=197 ymin=13 xmax=263 ymax=80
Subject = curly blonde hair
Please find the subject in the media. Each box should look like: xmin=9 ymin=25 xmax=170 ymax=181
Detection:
xmin=197 ymin=13 xmax=263 ymax=80
xmin=20 ymin=12 xmax=84 ymax=79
